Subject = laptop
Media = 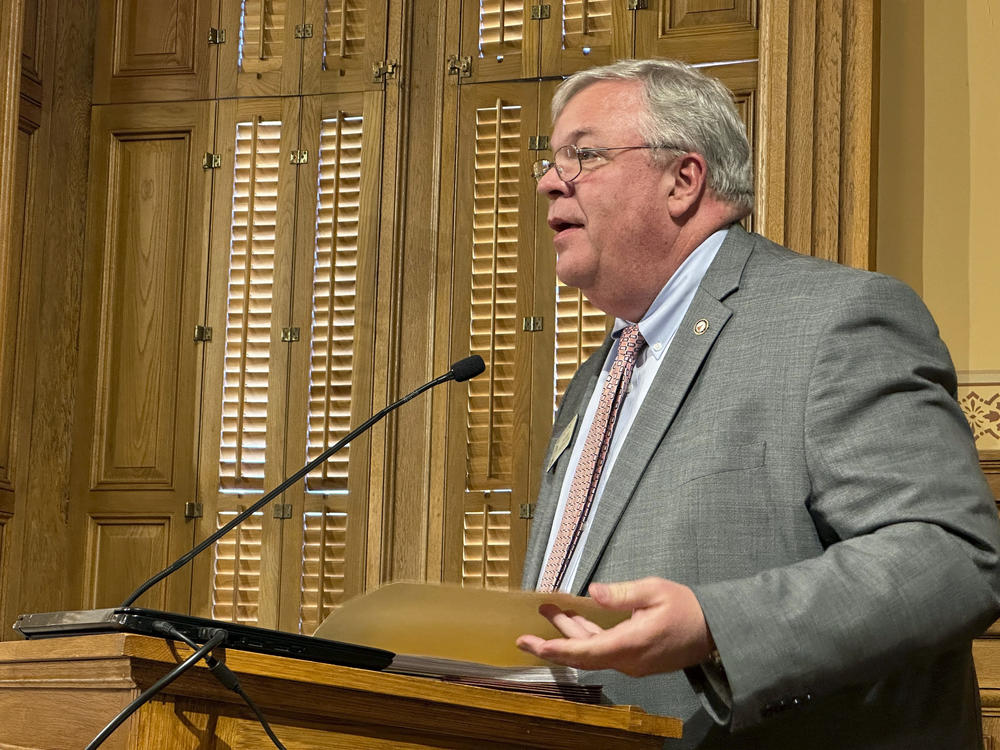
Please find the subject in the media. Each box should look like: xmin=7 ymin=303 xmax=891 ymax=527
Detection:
xmin=13 ymin=607 xmax=394 ymax=671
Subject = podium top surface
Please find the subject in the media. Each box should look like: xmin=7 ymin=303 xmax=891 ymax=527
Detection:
xmin=0 ymin=633 xmax=682 ymax=749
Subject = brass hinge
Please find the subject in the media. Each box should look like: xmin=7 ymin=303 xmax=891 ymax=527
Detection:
xmin=294 ymin=23 xmax=313 ymax=39
xmin=446 ymin=55 xmax=472 ymax=78
xmin=626 ymin=0 xmax=648 ymax=9
xmin=528 ymin=135 xmax=550 ymax=151
xmin=523 ymin=316 xmax=544 ymax=332
xmin=519 ymin=503 xmax=535 ymax=520
xmin=530 ymin=4 xmax=551 ymax=19
xmin=281 ymin=327 xmax=300 ymax=342
xmin=193 ymin=325 xmax=213 ymax=342
xmin=208 ymin=27 xmax=226 ymax=44
xmin=202 ymin=152 xmax=221 ymax=169
xmin=184 ymin=502 xmax=204 ymax=519
xmin=289 ymin=149 xmax=309 ymax=165
xmin=372 ymin=60 xmax=399 ymax=84
xmin=273 ymin=503 xmax=293 ymax=520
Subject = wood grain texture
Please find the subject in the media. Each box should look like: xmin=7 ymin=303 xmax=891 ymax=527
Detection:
xmin=216 ymin=0 xmax=302 ymax=98
xmin=300 ymin=0 xmax=388 ymax=95
xmin=69 ymin=100 xmax=213 ymax=615
xmin=95 ymin=133 xmax=190 ymax=486
xmin=756 ymin=0 xmax=877 ymax=268
xmin=0 ymin=634 xmax=682 ymax=749
xmin=84 ymin=515 xmax=172 ymax=609
xmin=634 ymin=0 xmax=758 ymax=64
xmin=2 ymin=0 xmax=96 ymax=630
xmin=93 ymin=0 xmax=216 ymax=103
xmin=0 ymin=126 xmax=34 ymax=500
xmin=0 ymin=0 xmax=27 ymax=505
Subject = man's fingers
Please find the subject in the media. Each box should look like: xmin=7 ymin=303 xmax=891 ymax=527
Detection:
xmin=524 ymin=627 xmax=638 ymax=672
xmin=589 ymin=577 xmax=668 ymax=610
xmin=538 ymin=604 xmax=603 ymax=639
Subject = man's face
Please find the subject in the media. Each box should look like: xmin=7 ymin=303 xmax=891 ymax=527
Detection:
xmin=537 ymin=80 xmax=678 ymax=321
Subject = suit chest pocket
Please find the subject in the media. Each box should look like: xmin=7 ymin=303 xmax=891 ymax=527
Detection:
xmin=650 ymin=440 xmax=766 ymax=491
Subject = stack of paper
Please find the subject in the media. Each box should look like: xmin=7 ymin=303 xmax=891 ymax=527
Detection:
xmin=314 ymin=583 xmax=628 ymax=703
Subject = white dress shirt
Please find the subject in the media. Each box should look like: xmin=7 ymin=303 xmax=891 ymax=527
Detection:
xmin=535 ymin=228 xmax=729 ymax=592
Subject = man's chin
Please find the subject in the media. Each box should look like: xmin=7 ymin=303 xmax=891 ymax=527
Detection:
xmin=554 ymin=256 xmax=596 ymax=293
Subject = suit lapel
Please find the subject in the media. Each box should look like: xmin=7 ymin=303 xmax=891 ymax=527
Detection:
xmin=521 ymin=338 xmax=612 ymax=587
xmin=569 ymin=227 xmax=756 ymax=594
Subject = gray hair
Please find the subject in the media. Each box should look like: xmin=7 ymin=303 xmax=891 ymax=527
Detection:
xmin=552 ymin=59 xmax=754 ymax=216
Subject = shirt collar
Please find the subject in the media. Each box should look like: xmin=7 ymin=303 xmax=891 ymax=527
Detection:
xmin=612 ymin=227 xmax=730 ymax=360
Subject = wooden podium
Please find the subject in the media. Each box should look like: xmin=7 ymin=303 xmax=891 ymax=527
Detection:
xmin=0 ymin=634 xmax=682 ymax=749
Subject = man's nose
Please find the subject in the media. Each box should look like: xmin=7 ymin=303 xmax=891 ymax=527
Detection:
xmin=536 ymin=166 xmax=571 ymax=198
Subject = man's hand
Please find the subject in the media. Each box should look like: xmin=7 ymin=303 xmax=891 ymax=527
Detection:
xmin=515 ymin=577 xmax=714 ymax=677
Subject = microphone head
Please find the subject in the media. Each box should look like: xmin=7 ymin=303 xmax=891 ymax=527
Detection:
xmin=450 ymin=355 xmax=486 ymax=382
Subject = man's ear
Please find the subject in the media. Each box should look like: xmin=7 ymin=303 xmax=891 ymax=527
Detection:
xmin=665 ymin=153 xmax=708 ymax=218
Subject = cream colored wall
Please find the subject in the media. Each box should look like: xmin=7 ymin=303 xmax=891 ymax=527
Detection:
xmin=878 ymin=0 xmax=1000 ymax=450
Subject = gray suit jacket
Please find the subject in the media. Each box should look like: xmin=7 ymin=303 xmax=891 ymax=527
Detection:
xmin=522 ymin=226 xmax=1000 ymax=749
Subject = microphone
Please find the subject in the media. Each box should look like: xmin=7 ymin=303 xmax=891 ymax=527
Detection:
xmin=120 ymin=354 xmax=486 ymax=607
xmin=451 ymin=355 xmax=486 ymax=382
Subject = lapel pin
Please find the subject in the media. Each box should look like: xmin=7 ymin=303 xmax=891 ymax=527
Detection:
xmin=693 ymin=319 xmax=709 ymax=335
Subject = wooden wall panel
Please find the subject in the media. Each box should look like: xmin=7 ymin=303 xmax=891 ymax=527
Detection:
xmin=0 ymin=126 xmax=34 ymax=498
xmin=0 ymin=0 xmax=96 ymax=632
xmin=756 ymin=0 xmax=876 ymax=268
xmin=0 ymin=512 xmax=8 ymax=618
xmin=66 ymin=101 xmax=214 ymax=615
xmin=93 ymin=0 xmax=217 ymax=103
xmin=84 ymin=515 xmax=171 ymax=608
xmin=634 ymin=0 xmax=758 ymax=64
xmin=19 ymin=0 xmax=42 ymax=110
xmin=92 ymin=134 xmax=192 ymax=488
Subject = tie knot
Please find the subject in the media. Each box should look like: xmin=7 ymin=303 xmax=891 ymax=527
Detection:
xmin=618 ymin=324 xmax=645 ymax=359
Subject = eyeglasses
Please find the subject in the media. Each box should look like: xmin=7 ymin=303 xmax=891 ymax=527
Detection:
xmin=532 ymin=144 xmax=683 ymax=183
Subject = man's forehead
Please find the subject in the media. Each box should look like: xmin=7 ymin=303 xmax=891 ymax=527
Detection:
xmin=553 ymin=80 xmax=643 ymax=138
xmin=553 ymin=111 xmax=641 ymax=149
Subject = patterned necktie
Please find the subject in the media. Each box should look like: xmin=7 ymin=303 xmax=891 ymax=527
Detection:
xmin=538 ymin=324 xmax=646 ymax=593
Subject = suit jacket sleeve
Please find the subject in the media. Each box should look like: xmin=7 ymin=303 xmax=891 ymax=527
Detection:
xmin=690 ymin=274 xmax=1000 ymax=731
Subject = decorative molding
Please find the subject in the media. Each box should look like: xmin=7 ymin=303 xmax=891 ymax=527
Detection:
xmin=957 ymin=373 xmax=1000 ymax=450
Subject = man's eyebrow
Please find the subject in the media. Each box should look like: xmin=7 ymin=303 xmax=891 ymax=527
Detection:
xmin=551 ymin=127 xmax=592 ymax=151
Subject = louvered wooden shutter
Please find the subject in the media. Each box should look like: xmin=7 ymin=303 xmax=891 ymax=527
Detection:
xmin=212 ymin=510 xmax=263 ymax=622
xmin=239 ymin=0 xmax=287 ymax=73
xmin=449 ymin=87 xmax=541 ymax=591
xmin=538 ymin=0 xmax=631 ymax=77
xmin=204 ymin=102 xmax=297 ymax=627
xmin=282 ymin=93 xmax=380 ymax=634
xmin=301 ymin=0 xmax=387 ymax=94
xmin=218 ymin=119 xmax=283 ymax=493
xmin=462 ymin=506 xmax=511 ymax=589
xmin=305 ymin=112 xmax=363 ymax=492
xmin=464 ymin=100 xmax=522 ymax=491
xmin=298 ymin=509 xmax=347 ymax=633
xmin=461 ymin=0 xmax=536 ymax=81
xmin=554 ymin=281 xmax=608 ymax=409
xmin=323 ymin=0 xmax=367 ymax=60
xmin=562 ymin=0 xmax=612 ymax=41
xmin=480 ymin=0 xmax=524 ymax=56
xmin=291 ymin=111 xmax=365 ymax=632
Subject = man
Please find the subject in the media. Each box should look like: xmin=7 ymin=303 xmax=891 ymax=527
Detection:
xmin=515 ymin=59 xmax=1000 ymax=749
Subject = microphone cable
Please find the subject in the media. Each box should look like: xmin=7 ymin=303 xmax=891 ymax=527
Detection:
xmin=151 ymin=621 xmax=287 ymax=749
xmin=85 ymin=629 xmax=227 ymax=749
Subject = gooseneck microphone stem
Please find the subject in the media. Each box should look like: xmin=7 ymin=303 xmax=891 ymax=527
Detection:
xmin=121 ymin=356 xmax=485 ymax=609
